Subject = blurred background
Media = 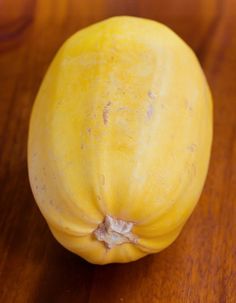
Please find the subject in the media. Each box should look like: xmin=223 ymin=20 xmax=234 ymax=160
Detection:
xmin=0 ymin=1 xmax=235 ymax=302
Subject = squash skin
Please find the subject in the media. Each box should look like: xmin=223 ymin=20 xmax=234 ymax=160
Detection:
xmin=28 ymin=16 xmax=213 ymax=264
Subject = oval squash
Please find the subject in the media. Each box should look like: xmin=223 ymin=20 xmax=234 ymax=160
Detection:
xmin=28 ymin=16 xmax=213 ymax=264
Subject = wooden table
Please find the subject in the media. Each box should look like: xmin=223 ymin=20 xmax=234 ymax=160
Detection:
xmin=0 ymin=0 xmax=235 ymax=302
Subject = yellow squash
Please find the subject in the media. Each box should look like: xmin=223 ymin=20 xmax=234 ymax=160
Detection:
xmin=28 ymin=16 xmax=213 ymax=264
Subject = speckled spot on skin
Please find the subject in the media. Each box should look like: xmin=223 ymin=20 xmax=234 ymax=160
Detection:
xmin=87 ymin=128 xmax=91 ymax=134
xmin=187 ymin=143 xmax=197 ymax=152
xmin=160 ymin=103 xmax=165 ymax=110
xmin=148 ymin=90 xmax=157 ymax=99
xmin=117 ymin=106 xmax=128 ymax=111
xmin=147 ymin=104 xmax=154 ymax=119
xmin=80 ymin=144 xmax=84 ymax=150
xmin=185 ymin=99 xmax=193 ymax=112
xmin=103 ymin=102 xmax=112 ymax=125
xmin=56 ymin=99 xmax=63 ymax=107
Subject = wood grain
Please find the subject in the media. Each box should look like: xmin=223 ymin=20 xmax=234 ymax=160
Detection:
xmin=0 ymin=0 xmax=235 ymax=302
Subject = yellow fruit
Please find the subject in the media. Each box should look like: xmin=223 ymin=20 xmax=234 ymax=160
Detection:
xmin=28 ymin=16 xmax=213 ymax=264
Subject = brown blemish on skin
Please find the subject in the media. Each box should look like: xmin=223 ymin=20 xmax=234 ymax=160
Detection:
xmin=117 ymin=106 xmax=128 ymax=111
xmin=87 ymin=128 xmax=91 ymax=134
xmin=147 ymin=103 xmax=154 ymax=119
xmin=185 ymin=99 xmax=193 ymax=112
xmin=148 ymin=90 xmax=157 ymax=99
xmin=80 ymin=144 xmax=84 ymax=150
xmin=103 ymin=102 xmax=112 ymax=125
xmin=160 ymin=103 xmax=165 ymax=109
xmin=187 ymin=143 xmax=197 ymax=152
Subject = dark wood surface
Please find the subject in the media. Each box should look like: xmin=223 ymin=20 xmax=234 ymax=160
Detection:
xmin=0 ymin=0 xmax=236 ymax=302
